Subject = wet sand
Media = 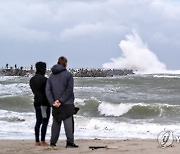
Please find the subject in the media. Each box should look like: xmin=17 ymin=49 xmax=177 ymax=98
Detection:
xmin=0 ymin=139 xmax=179 ymax=154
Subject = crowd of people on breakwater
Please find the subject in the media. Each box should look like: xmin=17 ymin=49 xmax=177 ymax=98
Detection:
xmin=0 ymin=64 xmax=34 ymax=76
xmin=0 ymin=64 xmax=134 ymax=77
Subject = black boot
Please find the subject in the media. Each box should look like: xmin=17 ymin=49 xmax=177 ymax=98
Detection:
xmin=66 ymin=142 xmax=79 ymax=148
xmin=50 ymin=143 xmax=56 ymax=147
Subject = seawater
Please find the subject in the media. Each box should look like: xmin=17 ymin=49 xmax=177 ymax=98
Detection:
xmin=1 ymin=74 xmax=180 ymax=140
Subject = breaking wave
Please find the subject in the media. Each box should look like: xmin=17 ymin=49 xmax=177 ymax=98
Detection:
xmin=103 ymin=30 xmax=180 ymax=74
xmin=75 ymin=97 xmax=180 ymax=119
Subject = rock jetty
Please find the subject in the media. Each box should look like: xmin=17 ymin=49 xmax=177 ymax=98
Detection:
xmin=69 ymin=68 xmax=134 ymax=77
xmin=0 ymin=67 xmax=34 ymax=76
xmin=0 ymin=67 xmax=134 ymax=77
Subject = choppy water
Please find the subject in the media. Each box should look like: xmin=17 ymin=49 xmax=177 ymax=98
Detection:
xmin=1 ymin=74 xmax=180 ymax=140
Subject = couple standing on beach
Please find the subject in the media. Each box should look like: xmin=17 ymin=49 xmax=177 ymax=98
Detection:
xmin=29 ymin=56 xmax=78 ymax=148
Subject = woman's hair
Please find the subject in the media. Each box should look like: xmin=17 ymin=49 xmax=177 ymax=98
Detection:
xmin=57 ymin=56 xmax=67 ymax=68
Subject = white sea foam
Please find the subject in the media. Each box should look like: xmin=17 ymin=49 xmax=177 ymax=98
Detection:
xmin=153 ymin=75 xmax=180 ymax=78
xmin=0 ymin=76 xmax=20 ymax=81
xmin=102 ymin=30 xmax=180 ymax=74
xmin=0 ymin=109 xmax=34 ymax=139
xmin=74 ymin=98 xmax=86 ymax=105
xmin=98 ymin=102 xmax=179 ymax=117
xmin=75 ymin=116 xmax=180 ymax=139
xmin=0 ymin=109 xmax=52 ymax=139
xmin=75 ymin=86 xmax=106 ymax=92
xmin=98 ymin=102 xmax=133 ymax=116
xmin=0 ymin=83 xmax=30 ymax=97
xmin=103 ymin=30 xmax=167 ymax=74
xmin=1 ymin=109 xmax=180 ymax=140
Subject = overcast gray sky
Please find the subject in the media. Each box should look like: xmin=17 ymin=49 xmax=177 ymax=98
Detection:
xmin=0 ymin=0 xmax=180 ymax=70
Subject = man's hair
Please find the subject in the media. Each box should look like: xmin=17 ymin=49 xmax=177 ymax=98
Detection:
xmin=58 ymin=56 xmax=67 ymax=68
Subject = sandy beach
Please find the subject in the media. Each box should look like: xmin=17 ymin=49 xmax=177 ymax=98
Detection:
xmin=0 ymin=139 xmax=179 ymax=154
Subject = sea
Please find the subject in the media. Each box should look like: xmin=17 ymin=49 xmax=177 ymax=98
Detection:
xmin=1 ymin=73 xmax=180 ymax=140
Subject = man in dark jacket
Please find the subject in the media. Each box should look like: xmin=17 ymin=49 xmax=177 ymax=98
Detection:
xmin=30 ymin=62 xmax=50 ymax=146
xmin=46 ymin=56 xmax=78 ymax=148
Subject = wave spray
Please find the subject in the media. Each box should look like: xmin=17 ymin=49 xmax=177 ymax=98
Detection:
xmin=102 ymin=30 xmax=167 ymax=74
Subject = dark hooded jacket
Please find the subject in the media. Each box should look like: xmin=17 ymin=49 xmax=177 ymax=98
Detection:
xmin=46 ymin=64 xmax=76 ymax=121
xmin=30 ymin=64 xmax=49 ymax=108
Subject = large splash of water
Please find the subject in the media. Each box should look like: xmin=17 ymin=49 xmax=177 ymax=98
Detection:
xmin=103 ymin=31 xmax=167 ymax=74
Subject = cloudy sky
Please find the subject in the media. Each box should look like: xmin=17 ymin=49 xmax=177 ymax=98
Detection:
xmin=0 ymin=0 xmax=180 ymax=70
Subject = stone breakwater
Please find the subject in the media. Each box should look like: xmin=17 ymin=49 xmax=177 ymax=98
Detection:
xmin=0 ymin=68 xmax=33 ymax=76
xmin=69 ymin=68 xmax=134 ymax=77
xmin=0 ymin=68 xmax=134 ymax=77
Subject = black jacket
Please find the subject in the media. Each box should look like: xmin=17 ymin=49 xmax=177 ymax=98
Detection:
xmin=30 ymin=73 xmax=50 ymax=107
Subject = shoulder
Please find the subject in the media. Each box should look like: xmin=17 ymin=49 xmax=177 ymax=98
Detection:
xmin=66 ymin=69 xmax=73 ymax=75
xmin=30 ymin=75 xmax=35 ymax=82
xmin=65 ymin=70 xmax=73 ymax=79
xmin=31 ymin=74 xmax=47 ymax=82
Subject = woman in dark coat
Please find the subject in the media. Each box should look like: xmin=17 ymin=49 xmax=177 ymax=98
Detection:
xmin=30 ymin=62 xmax=50 ymax=146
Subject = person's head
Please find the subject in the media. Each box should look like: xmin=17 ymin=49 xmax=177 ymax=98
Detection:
xmin=35 ymin=61 xmax=46 ymax=75
xmin=57 ymin=56 xmax=67 ymax=68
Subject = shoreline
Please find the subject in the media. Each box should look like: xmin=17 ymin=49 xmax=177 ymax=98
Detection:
xmin=0 ymin=139 xmax=179 ymax=154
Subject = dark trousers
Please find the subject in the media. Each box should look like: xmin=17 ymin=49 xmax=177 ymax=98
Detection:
xmin=50 ymin=116 xmax=74 ymax=145
xmin=35 ymin=106 xmax=50 ymax=142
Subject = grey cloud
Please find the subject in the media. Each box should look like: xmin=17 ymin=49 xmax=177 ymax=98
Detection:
xmin=0 ymin=0 xmax=180 ymax=69
xmin=59 ymin=22 xmax=129 ymax=41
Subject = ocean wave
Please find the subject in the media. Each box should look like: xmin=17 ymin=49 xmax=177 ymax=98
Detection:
xmin=0 ymin=96 xmax=34 ymax=112
xmin=0 ymin=109 xmax=41 ymax=139
xmin=0 ymin=76 xmax=20 ymax=81
xmin=74 ymin=98 xmax=87 ymax=105
xmin=1 ymin=109 xmax=180 ymax=140
xmin=77 ymin=97 xmax=100 ymax=117
xmin=75 ymin=86 xmax=106 ymax=93
xmin=98 ymin=102 xmax=180 ymax=118
xmin=98 ymin=102 xmax=132 ymax=117
xmin=75 ymin=116 xmax=180 ymax=139
xmin=75 ymin=97 xmax=180 ymax=119
xmin=0 ymin=109 xmax=34 ymax=122
xmin=153 ymin=75 xmax=180 ymax=79
xmin=0 ymin=83 xmax=31 ymax=97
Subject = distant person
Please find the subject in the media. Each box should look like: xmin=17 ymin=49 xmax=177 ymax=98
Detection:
xmin=6 ymin=63 xmax=8 ymax=69
xmin=29 ymin=62 xmax=51 ymax=146
xmin=30 ymin=65 xmax=33 ymax=70
xmin=46 ymin=56 xmax=79 ymax=148
xmin=30 ymin=65 xmax=34 ymax=74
